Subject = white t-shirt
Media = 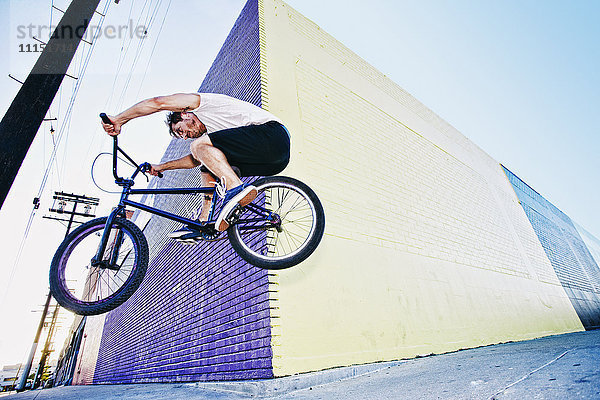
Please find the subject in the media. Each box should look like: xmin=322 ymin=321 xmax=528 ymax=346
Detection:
xmin=191 ymin=93 xmax=282 ymax=134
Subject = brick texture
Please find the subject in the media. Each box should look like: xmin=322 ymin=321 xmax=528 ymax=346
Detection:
xmin=504 ymin=166 xmax=600 ymax=329
xmin=576 ymin=223 xmax=600 ymax=269
xmin=262 ymin=0 xmax=587 ymax=376
xmin=72 ymin=315 xmax=106 ymax=384
xmin=91 ymin=0 xmax=274 ymax=383
xmin=295 ymin=61 xmax=529 ymax=277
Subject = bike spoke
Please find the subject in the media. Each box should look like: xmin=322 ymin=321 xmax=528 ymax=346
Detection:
xmin=232 ymin=180 xmax=320 ymax=263
xmin=269 ymin=230 xmax=281 ymax=256
xmin=63 ymin=224 xmax=139 ymax=304
xmin=82 ymin=265 xmax=99 ymax=302
xmin=280 ymin=196 xmax=306 ymax=220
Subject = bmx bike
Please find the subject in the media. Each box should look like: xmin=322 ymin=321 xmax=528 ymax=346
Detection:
xmin=49 ymin=115 xmax=325 ymax=316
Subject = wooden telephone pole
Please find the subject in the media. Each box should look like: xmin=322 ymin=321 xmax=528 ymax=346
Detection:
xmin=16 ymin=192 xmax=99 ymax=391
xmin=0 ymin=0 xmax=101 ymax=210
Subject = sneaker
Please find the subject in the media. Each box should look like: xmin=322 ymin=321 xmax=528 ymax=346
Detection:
xmin=215 ymin=183 xmax=257 ymax=231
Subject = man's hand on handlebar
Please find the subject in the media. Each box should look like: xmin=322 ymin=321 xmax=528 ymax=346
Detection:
xmin=102 ymin=113 xmax=163 ymax=179
xmin=100 ymin=113 xmax=122 ymax=136
xmin=149 ymin=164 xmax=164 ymax=177
xmin=139 ymin=162 xmax=163 ymax=178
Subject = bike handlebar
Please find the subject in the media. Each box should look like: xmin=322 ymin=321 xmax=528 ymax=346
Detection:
xmin=99 ymin=112 xmax=112 ymax=125
xmin=99 ymin=113 xmax=163 ymax=181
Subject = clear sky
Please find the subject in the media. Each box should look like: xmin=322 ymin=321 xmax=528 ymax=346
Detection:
xmin=0 ymin=0 xmax=598 ymax=368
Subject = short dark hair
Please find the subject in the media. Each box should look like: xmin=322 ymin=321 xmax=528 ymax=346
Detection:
xmin=165 ymin=111 xmax=183 ymax=137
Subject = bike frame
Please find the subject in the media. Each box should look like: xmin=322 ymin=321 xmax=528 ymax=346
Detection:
xmin=92 ymin=137 xmax=273 ymax=265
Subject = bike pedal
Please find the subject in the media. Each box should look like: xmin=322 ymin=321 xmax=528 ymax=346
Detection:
xmin=225 ymin=205 xmax=243 ymax=224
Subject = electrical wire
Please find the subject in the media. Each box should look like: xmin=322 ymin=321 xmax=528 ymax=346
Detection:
xmin=84 ymin=0 xmax=171 ymax=194
xmin=0 ymin=208 xmax=38 ymax=310
xmin=4 ymin=0 xmax=174 ymax=308
xmin=51 ymin=130 xmax=63 ymax=189
xmin=38 ymin=0 xmax=111 ymax=197
xmin=116 ymin=0 xmax=162 ymax=110
xmin=0 ymin=0 xmax=113 ymax=308
xmin=105 ymin=0 xmax=151 ymax=110
xmin=135 ymin=0 xmax=172 ymax=99
xmin=118 ymin=0 xmax=169 ymax=108
xmin=88 ymin=0 xmax=156 ymax=168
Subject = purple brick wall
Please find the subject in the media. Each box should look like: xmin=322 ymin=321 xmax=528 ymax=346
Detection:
xmin=92 ymin=0 xmax=274 ymax=383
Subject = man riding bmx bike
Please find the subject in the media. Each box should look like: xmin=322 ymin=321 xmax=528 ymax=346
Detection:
xmin=101 ymin=92 xmax=290 ymax=242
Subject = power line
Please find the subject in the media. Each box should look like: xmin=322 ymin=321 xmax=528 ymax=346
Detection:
xmin=37 ymin=0 xmax=111 ymax=199
xmin=134 ymin=0 xmax=172 ymax=100
xmin=0 ymin=0 xmax=112 ymax=309
xmin=115 ymin=0 xmax=160 ymax=110
xmin=17 ymin=192 xmax=99 ymax=392
xmin=83 ymin=0 xmax=171 ymax=190
xmin=105 ymin=0 xmax=151 ymax=110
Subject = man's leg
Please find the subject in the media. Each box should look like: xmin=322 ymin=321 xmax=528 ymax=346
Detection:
xmin=198 ymin=170 xmax=215 ymax=222
xmin=190 ymin=136 xmax=242 ymax=190
xmin=190 ymin=135 xmax=257 ymax=231
xmin=168 ymin=170 xmax=216 ymax=242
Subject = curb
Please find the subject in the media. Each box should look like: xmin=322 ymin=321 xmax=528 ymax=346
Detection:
xmin=187 ymin=360 xmax=405 ymax=398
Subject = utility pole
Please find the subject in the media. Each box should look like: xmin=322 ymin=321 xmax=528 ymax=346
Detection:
xmin=33 ymin=303 xmax=60 ymax=388
xmin=16 ymin=192 xmax=98 ymax=392
xmin=0 ymin=0 xmax=102 ymax=209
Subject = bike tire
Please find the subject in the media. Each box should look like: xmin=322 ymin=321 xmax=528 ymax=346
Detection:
xmin=49 ymin=217 xmax=149 ymax=315
xmin=227 ymin=176 xmax=325 ymax=270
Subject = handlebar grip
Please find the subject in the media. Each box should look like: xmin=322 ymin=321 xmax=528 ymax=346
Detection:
xmin=99 ymin=113 xmax=113 ymax=124
xmin=140 ymin=162 xmax=163 ymax=178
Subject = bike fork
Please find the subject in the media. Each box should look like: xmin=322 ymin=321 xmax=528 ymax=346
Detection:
xmin=92 ymin=206 xmax=126 ymax=267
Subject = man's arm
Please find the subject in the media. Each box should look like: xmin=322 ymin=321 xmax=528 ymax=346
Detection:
xmin=149 ymin=154 xmax=201 ymax=176
xmin=102 ymin=93 xmax=201 ymax=135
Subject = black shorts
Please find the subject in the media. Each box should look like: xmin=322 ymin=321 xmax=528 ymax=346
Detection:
xmin=204 ymin=121 xmax=290 ymax=177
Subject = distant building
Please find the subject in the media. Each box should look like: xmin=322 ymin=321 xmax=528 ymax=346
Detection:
xmin=1 ymin=364 xmax=22 ymax=392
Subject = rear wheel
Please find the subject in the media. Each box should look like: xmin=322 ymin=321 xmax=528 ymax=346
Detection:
xmin=227 ymin=176 xmax=325 ymax=269
xmin=49 ymin=217 xmax=149 ymax=315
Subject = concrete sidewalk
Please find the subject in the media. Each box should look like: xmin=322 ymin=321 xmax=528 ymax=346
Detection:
xmin=3 ymin=330 xmax=599 ymax=399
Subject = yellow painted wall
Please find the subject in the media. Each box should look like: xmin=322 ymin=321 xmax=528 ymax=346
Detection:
xmin=258 ymin=0 xmax=584 ymax=376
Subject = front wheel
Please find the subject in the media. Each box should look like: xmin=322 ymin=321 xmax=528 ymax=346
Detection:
xmin=228 ymin=176 xmax=325 ymax=269
xmin=49 ymin=217 xmax=149 ymax=315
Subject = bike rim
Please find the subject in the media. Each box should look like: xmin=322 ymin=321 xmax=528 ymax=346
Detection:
xmin=232 ymin=182 xmax=317 ymax=262
xmin=59 ymin=223 xmax=138 ymax=305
